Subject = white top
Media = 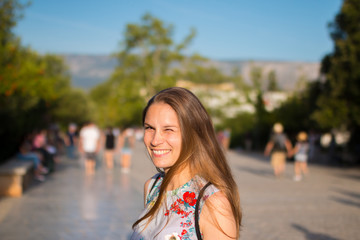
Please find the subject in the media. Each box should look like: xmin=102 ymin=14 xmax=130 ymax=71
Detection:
xmin=131 ymin=174 xmax=219 ymax=240
xmin=79 ymin=125 xmax=100 ymax=152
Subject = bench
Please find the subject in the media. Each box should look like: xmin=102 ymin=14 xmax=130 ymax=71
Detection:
xmin=0 ymin=158 xmax=34 ymax=197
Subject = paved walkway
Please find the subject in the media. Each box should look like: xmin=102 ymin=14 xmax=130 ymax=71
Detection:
xmin=0 ymin=141 xmax=359 ymax=240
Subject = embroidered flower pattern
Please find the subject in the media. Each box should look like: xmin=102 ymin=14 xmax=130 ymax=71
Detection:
xmin=183 ymin=192 xmax=197 ymax=206
xmin=141 ymin=175 xmax=216 ymax=240
xmin=164 ymin=232 xmax=181 ymax=240
xmin=162 ymin=190 xmax=199 ymax=239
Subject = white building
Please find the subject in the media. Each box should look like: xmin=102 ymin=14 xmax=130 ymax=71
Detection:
xmin=176 ymin=80 xmax=290 ymax=120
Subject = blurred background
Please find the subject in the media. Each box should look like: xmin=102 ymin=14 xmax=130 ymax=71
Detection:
xmin=1 ymin=0 xmax=359 ymax=166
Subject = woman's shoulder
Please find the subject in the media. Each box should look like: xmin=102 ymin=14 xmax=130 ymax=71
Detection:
xmin=194 ymin=176 xmax=219 ymax=192
xmin=200 ymin=190 xmax=238 ymax=239
xmin=191 ymin=176 xmax=220 ymax=208
xmin=203 ymin=190 xmax=230 ymax=208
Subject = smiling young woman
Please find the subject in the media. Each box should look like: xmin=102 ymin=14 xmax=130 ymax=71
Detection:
xmin=143 ymin=102 xmax=182 ymax=173
xmin=131 ymin=87 xmax=242 ymax=240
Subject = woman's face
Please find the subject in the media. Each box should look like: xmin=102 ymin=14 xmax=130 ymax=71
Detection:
xmin=143 ymin=102 xmax=182 ymax=172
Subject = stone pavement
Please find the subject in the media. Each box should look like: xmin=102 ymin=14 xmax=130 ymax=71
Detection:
xmin=0 ymin=141 xmax=359 ymax=240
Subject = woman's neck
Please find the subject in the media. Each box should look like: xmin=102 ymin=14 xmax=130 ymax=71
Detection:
xmin=165 ymin=166 xmax=193 ymax=191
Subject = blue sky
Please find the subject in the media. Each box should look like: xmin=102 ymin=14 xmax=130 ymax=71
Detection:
xmin=15 ymin=0 xmax=342 ymax=62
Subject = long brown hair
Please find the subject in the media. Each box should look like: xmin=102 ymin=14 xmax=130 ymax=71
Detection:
xmin=133 ymin=87 xmax=241 ymax=238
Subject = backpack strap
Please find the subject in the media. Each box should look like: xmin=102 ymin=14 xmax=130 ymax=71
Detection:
xmin=195 ymin=182 xmax=212 ymax=240
xmin=149 ymin=174 xmax=161 ymax=193
xmin=145 ymin=173 xmax=163 ymax=205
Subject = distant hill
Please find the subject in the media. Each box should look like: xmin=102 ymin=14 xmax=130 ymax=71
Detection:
xmin=63 ymin=54 xmax=117 ymax=89
xmin=63 ymin=54 xmax=321 ymax=91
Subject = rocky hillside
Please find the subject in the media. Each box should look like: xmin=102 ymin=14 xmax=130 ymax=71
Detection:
xmin=63 ymin=54 xmax=320 ymax=91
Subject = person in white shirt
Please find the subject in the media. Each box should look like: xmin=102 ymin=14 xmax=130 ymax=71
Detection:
xmin=78 ymin=122 xmax=101 ymax=175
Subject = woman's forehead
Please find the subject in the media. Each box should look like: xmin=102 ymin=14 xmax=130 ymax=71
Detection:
xmin=145 ymin=103 xmax=179 ymax=124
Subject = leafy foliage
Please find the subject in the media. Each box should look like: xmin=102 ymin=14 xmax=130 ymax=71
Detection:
xmin=51 ymin=88 xmax=94 ymax=126
xmin=0 ymin=0 xmax=93 ymax=162
xmin=313 ymin=0 xmax=360 ymax=131
xmin=90 ymin=13 xmax=197 ymax=127
xmin=272 ymin=81 xmax=323 ymax=134
xmin=267 ymin=70 xmax=280 ymax=91
xmin=180 ymin=65 xmax=230 ymax=84
xmin=250 ymin=65 xmax=263 ymax=92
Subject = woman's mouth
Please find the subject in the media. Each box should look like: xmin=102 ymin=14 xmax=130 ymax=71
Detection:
xmin=152 ymin=149 xmax=171 ymax=157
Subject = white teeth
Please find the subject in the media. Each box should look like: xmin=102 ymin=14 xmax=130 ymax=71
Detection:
xmin=153 ymin=150 xmax=170 ymax=155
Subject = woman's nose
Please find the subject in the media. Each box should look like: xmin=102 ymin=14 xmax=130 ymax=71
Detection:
xmin=151 ymin=130 xmax=164 ymax=146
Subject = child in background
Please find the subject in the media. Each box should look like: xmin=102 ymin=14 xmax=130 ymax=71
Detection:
xmin=118 ymin=128 xmax=135 ymax=173
xmin=292 ymin=131 xmax=310 ymax=181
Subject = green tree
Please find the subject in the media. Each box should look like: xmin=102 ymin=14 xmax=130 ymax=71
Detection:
xmin=90 ymin=74 xmax=145 ymax=127
xmin=295 ymin=74 xmax=308 ymax=92
xmin=273 ymin=81 xmax=322 ymax=135
xmin=0 ymin=50 xmax=73 ymax=159
xmin=0 ymin=0 xmax=28 ymax=57
xmin=230 ymin=66 xmax=250 ymax=92
xmin=250 ymin=65 xmax=263 ymax=92
xmin=222 ymin=112 xmax=255 ymax=149
xmin=179 ymin=64 xmax=229 ymax=84
xmin=0 ymin=0 xmax=28 ymax=97
xmin=116 ymin=13 xmax=196 ymax=99
xmin=313 ymin=0 xmax=360 ymax=131
xmin=0 ymin=1 xmax=85 ymax=162
xmin=253 ymin=91 xmax=272 ymax=149
xmin=267 ymin=70 xmax=280 ymax=91
xmin=51 ymin=88 xmax=93 ymax=127
xmin=90 ymin=13 xmax=197 ymax=127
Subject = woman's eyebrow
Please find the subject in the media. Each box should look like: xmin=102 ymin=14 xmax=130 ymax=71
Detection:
xmin=143 ymin=122 xmax=179 ymax=128
xmin=163 ymin=124 xmax=179 ymax=128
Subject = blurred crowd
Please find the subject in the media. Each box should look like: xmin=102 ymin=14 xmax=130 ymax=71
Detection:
xmin=17 ymin=125 xmax=62 ymax=182
xmin=16 ymin=122 xmax=144 ymax=181
xmin=15 ymin=119 xmax=352 ymax=183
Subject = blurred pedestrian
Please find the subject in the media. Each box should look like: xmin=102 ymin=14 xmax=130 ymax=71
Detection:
xmin=48 ymin=123 xmax=65 ymax=155
xmin=103 ymin=126 xmax=116 ymax=170
xmin=64 ymin=123 xmax=78 ymax=159
xmin=218 ymin=128 xmax=232 ymax=152
xmin=264 ymin=123 xmax=292 ymax=177
xmin=78 ymin=122 xmax=101 ymax=175
xmin=131 ymin=87 xmax=241 ymax=240
xmin=118 ymin=127 xmax=135 ymax=173
xmin=245 ymin=131 xmax=253 ymax=151
xmin=292 ymin=131 xmax=310 ymax=181
xmin=32 ymin=129 xmax=56 ymax=173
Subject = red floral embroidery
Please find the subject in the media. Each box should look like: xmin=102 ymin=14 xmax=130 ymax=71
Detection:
xmin=165 ymin=200 xmax=186 ymax=216
xmin=181 ymin=229 xmax=187 ymax=236
xmin=183 ymin=192 xmax=197 ymax=206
